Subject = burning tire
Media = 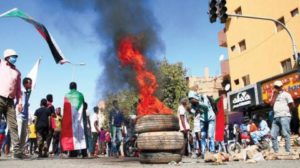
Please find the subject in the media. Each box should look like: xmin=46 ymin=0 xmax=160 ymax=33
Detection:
xmin=135 ymin=114 xmax=179 ymax=133
xmin=139 ymin=152 xmax=182 ymax=164
xmin=137 ymin=131 xmax=184 ymax=151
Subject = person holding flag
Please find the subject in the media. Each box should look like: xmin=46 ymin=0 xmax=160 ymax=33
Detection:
xmin=61 ymin=82 xmax=86 ymax=157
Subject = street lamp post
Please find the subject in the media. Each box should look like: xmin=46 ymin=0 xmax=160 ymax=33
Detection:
xmin=70 ymin=62 xmax=86 ymax=81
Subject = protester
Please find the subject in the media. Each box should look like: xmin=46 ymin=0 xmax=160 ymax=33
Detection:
xmin=199 ymin=94 xmax=216 ymax=156
xmin=0 ymin=49 xmax=27 ymax=159
xmin=2 ymin=131 xmax=11 ymax=157
xmin=177 ymin=97 xmax=190 ymax=156
xmin=81 ymin=102 xmax=90 ymax=158
xmin=34 ymin=98 xmax=51 ymax=158
xmin=46 ymin=94 xmax=55 ymax=154
xmin=105 ymin=131 xmax=112 ymax=157
xmin=0 ymin=115 xmax=7 ymax=157
xmin=250 ymin=115 xmax=270 ymax=147
xmin=17 ymin=77 xmax=32 ymax=154
xmin=99 ymin=128 xmax=107 ymax=155
xmin=61 ymin=82 xmax=86 ymax=158
xmin=109 ymin=100 xmax=124 ymax=157
xmin=188 ymin=86 xmax=202 ymax=157
xmin=28 ymin=119 xmax=37 ymax=155
xmin=248 ymin=119 xmax=258 ymax=133
xmin=270 ymin=80 xmax=294 ymax=153
xmin=90 ymin=106 xmax=100 ymax=157
xmin=52 ymin=107 xmax=62 ymax=156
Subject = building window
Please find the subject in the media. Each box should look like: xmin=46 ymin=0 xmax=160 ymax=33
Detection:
xmin=235 ymin=7 xmax=242 ymax=15
xmin=231 ymin=45 xmax=236 ymax=52
xmin=276 ymin=17 xmax=285 ymax=32
xmin=239 ymin=40 xmax=246 ymax=52
xmin=291 ymin=8 xmax=299 ymax=17
xmin=234 ymin=79 xmax=239 ymax=85
xmin=242 ymin=75 xmax=250 ymax=86
xmin=281 ymin=58 xmax=292 ymax=73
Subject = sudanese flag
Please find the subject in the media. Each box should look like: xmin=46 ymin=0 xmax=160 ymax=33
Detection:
xmin=0 ymin=8 xmax=68 ymax=64
xmin=61 ymin=90 xmax=86 ymax=151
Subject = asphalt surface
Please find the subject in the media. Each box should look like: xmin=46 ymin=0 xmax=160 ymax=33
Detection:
xmin=1 ymin=156 xmax=300 ymax=168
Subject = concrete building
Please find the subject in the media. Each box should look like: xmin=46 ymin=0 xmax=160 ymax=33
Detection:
xmin=219 ymin=1 xmax=300 ymax=129
xmin=219 ymin=0 xmax=300 ymax=91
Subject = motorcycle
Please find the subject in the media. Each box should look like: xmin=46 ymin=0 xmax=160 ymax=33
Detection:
xmin=123 ymin=134 xmax=138 ymax=157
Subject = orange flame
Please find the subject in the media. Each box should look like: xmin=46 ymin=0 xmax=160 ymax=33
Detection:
xmin=117 ymin=37 xmax=173 ymax=116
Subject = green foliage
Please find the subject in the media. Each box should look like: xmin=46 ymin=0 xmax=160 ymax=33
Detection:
xmin=101 ymin=90 xmax=138 ymax=129
xmin=157 ymin=59 xmax=189 ymax=112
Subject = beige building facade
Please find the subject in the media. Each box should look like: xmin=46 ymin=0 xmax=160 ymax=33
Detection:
xmin=187 ymin=68 xmax=223 ymax=98
xmin=219 ymin=0 xmax=300 ymax=91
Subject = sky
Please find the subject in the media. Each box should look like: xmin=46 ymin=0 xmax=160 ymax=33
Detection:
xmin=0 ymin=0 xmax=226 ymax=116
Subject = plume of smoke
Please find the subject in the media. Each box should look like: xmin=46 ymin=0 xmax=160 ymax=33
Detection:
xmin=93 ymin=0 xmax=164 ymax=96
xmin=59 ymin=0 xmax=164 ymax=97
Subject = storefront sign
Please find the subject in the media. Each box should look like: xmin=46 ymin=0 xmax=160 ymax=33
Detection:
xmin=228 ymin=84 xmax=259 ymax=111
xmin=261 ymin=72 xmax=300 ymax=104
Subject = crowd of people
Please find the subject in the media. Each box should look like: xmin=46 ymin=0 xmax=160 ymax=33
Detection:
xmin=0 ymin=49 xmax=133 ymax=159
xmin=0 ymin=48 xmax=299 ymax=161
xmin=178 ymin=80 xmax=298 ymax=159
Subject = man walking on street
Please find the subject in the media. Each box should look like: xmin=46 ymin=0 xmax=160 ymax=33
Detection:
xmin=17 ymin=77 xmax=32 ymax=154
xmin=52 ymin=107 xmax=62 ymax=156
xmin=177 ymin=97 xmax=190 ymax=156
xmin=90 ymin=106 xmax=100 ymax=157
xmin=61 ymin=82 xmax=86 ymax=157
xmin=0 ymin=49 xmax=27 ymax=159
xmin=270 ymin=80 xmax=294 ymax=153
xmin=46 ymin=94 xmax=55 ymax=154
xmin=34 ymin=98 xmax=51 ymax=158
xmin=109 ymin=100 xmax=124 ymax=157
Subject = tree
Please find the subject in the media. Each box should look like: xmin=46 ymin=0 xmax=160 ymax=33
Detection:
xmin=157 ymin=59 xmax=189 ymax=112
xmin=101 ymin=90 xmax=138 ymax=129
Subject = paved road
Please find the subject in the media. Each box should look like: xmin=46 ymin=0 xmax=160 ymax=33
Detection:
xmin=1 ymin=156 xmax=300 ymax=168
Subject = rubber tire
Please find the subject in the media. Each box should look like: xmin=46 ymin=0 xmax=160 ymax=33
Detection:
xmin=135 ymin=114 xmax=179 ymax=133
xmin=137 ymin=131 xmax=184 ymax=151
xmin=139 ymin=152 xmax=182 ymax=164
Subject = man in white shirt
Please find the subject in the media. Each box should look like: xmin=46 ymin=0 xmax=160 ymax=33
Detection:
xmin=270 ymin=80 xmax=294 ymax=153
xmin=90 ymin=106 xmax=99 ymax=157
xmin=178 ymin=97 xmax=190 ymax=156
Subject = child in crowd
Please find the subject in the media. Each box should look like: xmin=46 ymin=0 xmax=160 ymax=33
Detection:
xmin=0 ymin=115 xmax=7 ymax=157
xmin=105 ymin=132 xmax=112 ymax=157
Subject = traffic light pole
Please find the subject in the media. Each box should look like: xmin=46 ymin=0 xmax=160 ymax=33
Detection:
xmin=228 ymin=14 xmax=298 ymax=66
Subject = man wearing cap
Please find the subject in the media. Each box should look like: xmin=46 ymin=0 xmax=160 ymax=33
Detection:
xmin=0 ymin=49 xmax=26 ymax=158
xmin=270 ymin=80 xmax=294 ymax=153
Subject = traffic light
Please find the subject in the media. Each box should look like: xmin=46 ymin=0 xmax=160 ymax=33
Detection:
xmin=208 ymin=0 xmax=218 ymax=23
xmin=218 ymin=0 xmax=228 ymax=24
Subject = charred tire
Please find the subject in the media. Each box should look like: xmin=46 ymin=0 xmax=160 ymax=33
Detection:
xmin=135 ymin=115 xmax=179 ymax=133
xmin=139 ymin=152 xmax=182 ymax=164
xmin=137 ymin=131 xmax=184 ymax=151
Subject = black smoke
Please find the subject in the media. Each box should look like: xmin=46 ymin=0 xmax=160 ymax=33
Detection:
xmin=60 ymin=0 xmax=164 ymax=96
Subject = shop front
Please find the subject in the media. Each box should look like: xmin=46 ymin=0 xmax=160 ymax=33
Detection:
xmin=259 ymin=70 xmax=300 ymax=133
xmin=227 ymin=84 xmax=260 ymax=124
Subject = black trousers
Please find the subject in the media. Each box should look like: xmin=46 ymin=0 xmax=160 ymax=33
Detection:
xmin=52 ymin=131 xmax=61 ymax=155
xmin=29 ymin=138 xmax=37 ymax=154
